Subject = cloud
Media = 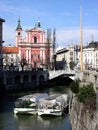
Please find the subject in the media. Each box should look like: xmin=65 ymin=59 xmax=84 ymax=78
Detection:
xmin=0 ymin=1 xmax=19 ymax=14
xmin=56 ymin=28 xmax=79 ymax=45
xmin=0 ymin=0 xmax=47 ymax=19
xmin=56 ymin=27 xmax=98 ymax=48
xmin=3 ymin=24 xmax=16 ymax=46
xmin=3 ymin=23 xmax=98 ymax=48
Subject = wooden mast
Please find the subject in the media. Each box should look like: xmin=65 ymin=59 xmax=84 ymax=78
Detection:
xmin=80 ymin=7 xmax=83 ymax=71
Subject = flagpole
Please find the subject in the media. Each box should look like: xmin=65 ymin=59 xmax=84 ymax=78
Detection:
xmin=80 ymin=7 xmax=83 ymax=71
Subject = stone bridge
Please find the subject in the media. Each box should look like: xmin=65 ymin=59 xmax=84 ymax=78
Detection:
xmin=3 ymin=69 xmax=97 ymax=91
xmin=3 ymin=70 xmax=48 ymax=91
xmin=49 ymin=70 xmax=75 ymax=80
xmin=2 ymin=69 xmax=76 ymax=91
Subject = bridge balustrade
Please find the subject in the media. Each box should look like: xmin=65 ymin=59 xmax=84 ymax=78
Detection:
xmin=49 ymin=70 xmax=75 ymax=80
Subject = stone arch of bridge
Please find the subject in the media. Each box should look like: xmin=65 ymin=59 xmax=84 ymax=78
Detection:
xmin=15 ymin=75 xmax=20 ymax=84
xmin=39 ymin=75 xmax=44 ymax=84
xmin=31 ymin=74 xmax=37 ymax=83
xmin=23 ymin=75 xmax=29 ymax=83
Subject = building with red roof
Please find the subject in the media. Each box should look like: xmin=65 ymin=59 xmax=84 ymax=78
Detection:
xmin=2 ymin=46 xmax=19 ymax=67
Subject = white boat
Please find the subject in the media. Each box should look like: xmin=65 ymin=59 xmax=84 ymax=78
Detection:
xmin=37 ymin=93 xmax=68 ymax=116
xmin=14 ymin=108 xmax=38 ymax=115
xmin=38 ymin=109 xmax=62 ymax=116
xmin=14 ymin=93 xmax=48 ymax=115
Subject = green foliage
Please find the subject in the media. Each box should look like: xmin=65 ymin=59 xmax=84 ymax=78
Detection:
xmin=70 ymin=79 xmax=80 ymax=94
xmin=77 ymin=83 xmax=96 ymax=103
xmin=70 ymin=79 xmax=96 ymax=105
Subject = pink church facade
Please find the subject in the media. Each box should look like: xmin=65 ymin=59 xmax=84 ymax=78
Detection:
xmin=16 ymin=18 xmax=52 ymax=69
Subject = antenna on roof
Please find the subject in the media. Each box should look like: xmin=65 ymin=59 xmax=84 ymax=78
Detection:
xmin=91 ymin=34 xmax=94 ymax=42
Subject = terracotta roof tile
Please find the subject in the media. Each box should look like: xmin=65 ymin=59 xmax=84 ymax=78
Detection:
xmin=2 ymin=46 xmax=19 ymax=53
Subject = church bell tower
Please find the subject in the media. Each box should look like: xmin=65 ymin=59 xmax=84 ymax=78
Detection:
xmin=16 ymin=17 xmax=22 ymax=46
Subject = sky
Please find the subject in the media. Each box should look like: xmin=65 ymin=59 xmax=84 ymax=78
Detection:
xmin=1 ymin=0 xmax=98 ymax=49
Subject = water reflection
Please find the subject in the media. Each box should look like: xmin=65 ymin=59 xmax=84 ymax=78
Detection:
xmin=14 ymin=114 xmax=71 ymax=130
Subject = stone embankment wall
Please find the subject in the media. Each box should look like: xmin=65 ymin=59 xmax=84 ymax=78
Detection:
xmin=70 ymin=96 xmax=98 ymax=130
xmin=70 ymin=70 xmax=98 ymax=130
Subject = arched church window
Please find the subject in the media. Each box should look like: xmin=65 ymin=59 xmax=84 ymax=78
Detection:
xmin=18 ymin=32 xmax=20 ymax=35
xmin=34 ymin=36 xmax=37 ymax=43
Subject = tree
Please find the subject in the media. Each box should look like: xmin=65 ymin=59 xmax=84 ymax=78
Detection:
xmin=20 ymin=58 xmax=27 ymax=70
xmin=77 ymin=83 xmax=96 ymax=103
xmin=52 ymin=29 xmax=56 ymax=70
xmin=45 ymin=29 xmax=51 ymax=69
xmin=70 ymin=79 xmax=80 ymax=94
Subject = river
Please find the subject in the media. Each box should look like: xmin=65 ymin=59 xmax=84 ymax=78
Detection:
xmin=0 ymin=86 xmax=72 ymax=130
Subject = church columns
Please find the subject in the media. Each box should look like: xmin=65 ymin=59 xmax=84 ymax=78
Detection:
xmin=29 ymin=49 xmax=31 ymax=64
xmin=29 ymin=32 xmax=30 ymax=43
